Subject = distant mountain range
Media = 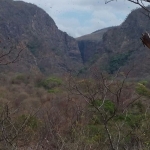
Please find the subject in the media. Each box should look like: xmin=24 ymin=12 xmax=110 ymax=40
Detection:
xmin=1 ymin=0 xmax=150 ymax=78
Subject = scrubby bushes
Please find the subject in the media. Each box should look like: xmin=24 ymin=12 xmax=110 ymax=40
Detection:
xmin=36 ymin=76 xmax=63 ymax=93
xmin=107 ymin=51 xmax=133 ymax=74
xmin=0 ymin=72 xmax=149 ymax=149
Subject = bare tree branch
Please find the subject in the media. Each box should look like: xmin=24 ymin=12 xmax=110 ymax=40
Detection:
xmin=0 ymin=38 xmax=24 ymax=65
xmin=105 ymin=0 xmax=150 ymax=12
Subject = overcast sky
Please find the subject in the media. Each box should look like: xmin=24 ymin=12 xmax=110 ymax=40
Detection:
xmin=15 ymin=0 xmax=149 ymax=37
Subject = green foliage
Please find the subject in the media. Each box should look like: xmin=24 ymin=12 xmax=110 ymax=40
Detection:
xmin=48 ymin=87 xmax=61 ymax=93
xmin=107 ymin=51 xmax=133 ymax=74
xmin=37 ymin=76 xmax=62 ymax=91
xmin=115 ymin=112 xmax=145 ymax=129
xmin=18 ymin=114 xmax=40 ymax=131
xmin=11 ymin=74 xmax=29 ymax=84
xmin=113 ymin=102 xmax=145 ymax=123
xmin=136 ymin=82 xmax=150 ymax=97
xmin=139 ymin=80 xmax=148 ymax=86
xmin=125 ymin=114 xmax=144 ymax=129
xmin=86 ymin=125 xmax=104 ymax=143
xmin=131 ymin=101 xmax=145 ymax=113
xmin=93 ymin=99 xmax=115 ymax=114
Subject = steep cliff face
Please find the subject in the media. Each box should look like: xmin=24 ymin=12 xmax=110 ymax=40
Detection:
xmin=101 ymin=7 xmax=150 ymax=77
xmin=76 ymin=27 xmax=112 ymax=64
xmin=77 ymin=7 xmax=150 ymax=78
xmin=0 ymin=0 xmax=82 ymax=75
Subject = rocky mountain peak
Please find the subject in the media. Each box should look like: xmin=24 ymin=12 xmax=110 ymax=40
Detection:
xmin=0 ymin=0 xmax=83 ymax=75
xmin=77 ymin=6 xmax=150 ymax=78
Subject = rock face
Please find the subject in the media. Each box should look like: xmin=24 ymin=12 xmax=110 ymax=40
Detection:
xmin=0 ymin=0 xmax=82 ymax=75
xmin=76 ymin=27 xmax=112 ymax=63
xmin=77 ymin=7 xmax=150 ymax=78
xmin=101 ymin=7 xmax=150 ymax=77
xmin=2 ymin=0 xmax=150 ymax=78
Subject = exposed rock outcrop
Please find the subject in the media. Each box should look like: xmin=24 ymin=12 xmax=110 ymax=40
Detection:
xmin=77 ymin=7 xmax=150 ymax=78
xmin=76 ymin=27 xmax=112 ymax=63
xmin=0 ymin=0 xmax=83 ymax=75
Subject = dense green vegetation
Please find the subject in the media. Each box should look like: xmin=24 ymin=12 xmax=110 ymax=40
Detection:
xmin=107 ymin=51 xmax=133 ymax=74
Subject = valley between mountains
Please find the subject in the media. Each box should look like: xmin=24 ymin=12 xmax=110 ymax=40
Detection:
xmin=0 ymin=0 xmax=150 ymax=150
xmin=1 ymin=0 xmax=150 ymax=78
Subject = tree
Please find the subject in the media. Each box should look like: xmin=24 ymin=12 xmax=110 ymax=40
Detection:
xmin=0 ymin=38 xmax=26 ymax=149
xmin=67 ymin=68 xmax=150 ymax=150
xmin=0 ymin=103 xmax=40 ymax=149
xmin=105 ymin=0 xmax=150 ymax=6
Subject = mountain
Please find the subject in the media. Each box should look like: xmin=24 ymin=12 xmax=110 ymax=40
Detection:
xmin=1 ymin=0 xmax=150 ymax=78
xmin=0 ymin=0 xmax=83 ymax=75
xmin=76 ymin=27 xmax=113 ymax=63
xmin=77 ymin=7 xmax=150 ymax=78
xmin=77 ymin=27 xmax=113 ymax=42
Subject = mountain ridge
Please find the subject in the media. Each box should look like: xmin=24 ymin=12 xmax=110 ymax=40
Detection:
xmin=1 ymin=1 xmax=150 ymax=78
xmin=77 ymin=7 xmax=150 ymax=78
xmin=0 ymin=0 xmax=83 ymax=75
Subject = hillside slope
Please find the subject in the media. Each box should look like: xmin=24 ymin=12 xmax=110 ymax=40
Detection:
xmin=76 ymin=27 xmax=113 ymax=63
xmin=77 ymin=7 xmax=150 ymax=78
xmin=0 ymin=0 xmax=83 ymax=75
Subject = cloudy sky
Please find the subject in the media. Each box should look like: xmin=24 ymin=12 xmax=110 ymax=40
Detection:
xmin=16 ymin=0 xmax=149 ymax=37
